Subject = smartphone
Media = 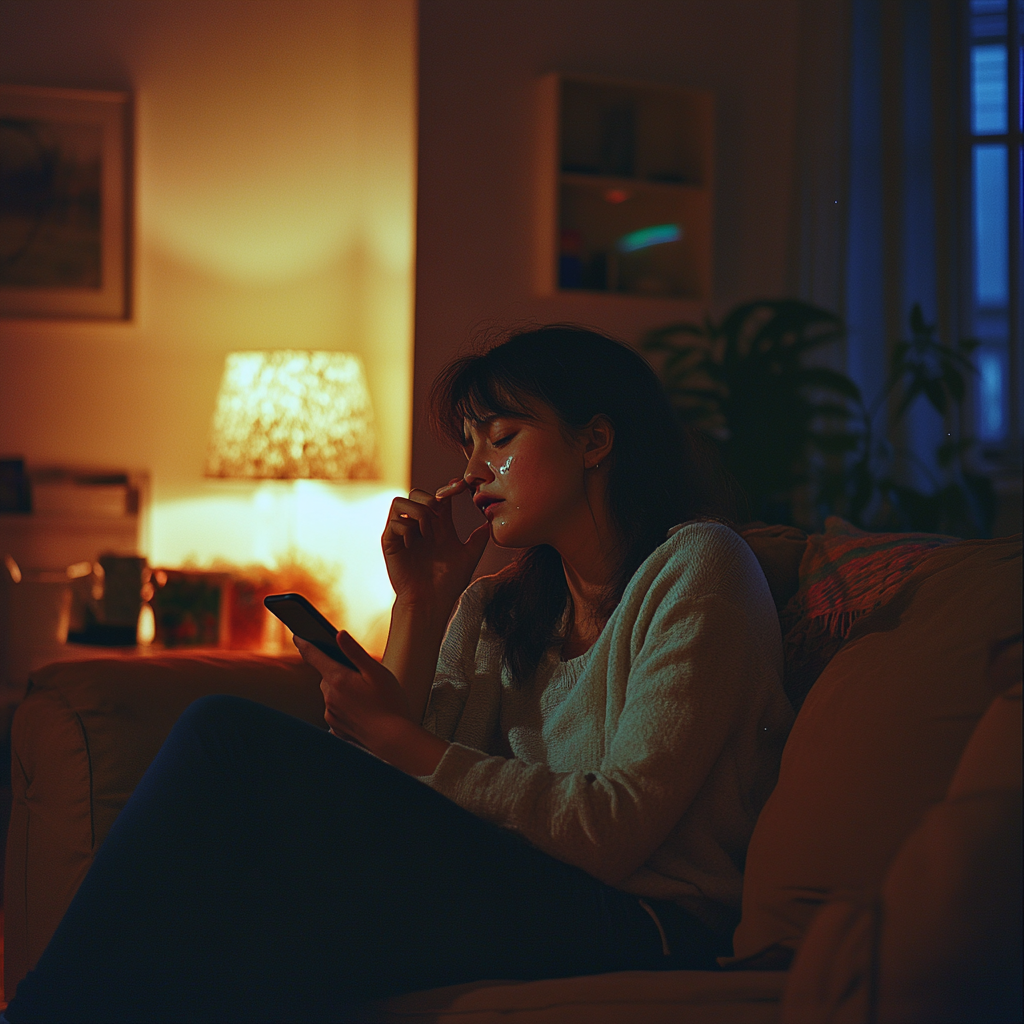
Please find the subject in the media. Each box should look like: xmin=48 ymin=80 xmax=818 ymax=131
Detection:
xmin=263 ymin=593 xmax=358 ymax=669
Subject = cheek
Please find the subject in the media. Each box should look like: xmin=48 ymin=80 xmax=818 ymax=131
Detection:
xmin=501 ymin=448 xmax=576 ymax=509
xmin=486 ymin=454 xmax=516 ymax=478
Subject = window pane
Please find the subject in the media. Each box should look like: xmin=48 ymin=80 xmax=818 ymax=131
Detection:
xmin=976 ymin=347 xmax=1008 ymax=441
xmin=970 ymin=0 xmax=1007 ymax=38
xmin=972 ymin=45 xmax=1008 ymax=132
xmin=973 ymin=144 xmax=1009 ymax=306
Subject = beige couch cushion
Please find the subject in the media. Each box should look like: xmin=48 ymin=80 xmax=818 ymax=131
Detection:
xmin=4 ymin=651 xmax=324 ymax=997
xmin=730 ymin=535 xmax=1022 ymax=967
xmin=780 ymin=679 xmax=1022 ymax=1023
xmin=354 ymin=969 xmax=785 ymax=1024
xmin=739 ymin=523 xmax=808 ymax=613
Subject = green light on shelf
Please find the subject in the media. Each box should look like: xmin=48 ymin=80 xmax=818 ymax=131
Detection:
xmin=616 ymin=223 xmax=682 ymax=254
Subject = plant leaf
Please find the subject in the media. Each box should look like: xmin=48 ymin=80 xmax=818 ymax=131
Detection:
xmin=940 ymin=361 xmax=966 ymax=404
xmin=937 ymin=437 xmax=974 ymax=467
xmin=923 ymin=376 xmax=949 ymax=416
xmin=908 ymin=302 xmax=930 ymax=336
xmin=792 ymin=367 xmax=864 ymax=401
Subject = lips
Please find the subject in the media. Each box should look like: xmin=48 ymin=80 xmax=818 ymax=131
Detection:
xmin=474 ymin=494 xmax=504 ymax=517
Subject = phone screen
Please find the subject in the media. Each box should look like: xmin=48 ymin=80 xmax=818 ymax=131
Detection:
xmin=263 ymin=593 xmax=357 ymax=670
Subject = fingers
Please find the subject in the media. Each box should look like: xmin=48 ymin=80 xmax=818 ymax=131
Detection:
xmin=336 ymin=630 xmax=377 ymax=674
xmin=385 ymin=481 xmax=464 ymax=546
xmin=293 ymin=635 xmax=345 ymax=683
xmin=387 ymin=495 xmax=439 ymax=545
xmin=408 ymin=487 xmax=439 ymax=507
xmin=390 ymin=496 xmax=438 ymax=521
xmin=435 ymin=477 xmax=466 ymax=501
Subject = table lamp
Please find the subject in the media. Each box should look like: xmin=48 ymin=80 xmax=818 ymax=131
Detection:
xmin=202 ymin=350 xmax=380 ymax=652
xmin=205 ymin=350 xmax=378 ymax=481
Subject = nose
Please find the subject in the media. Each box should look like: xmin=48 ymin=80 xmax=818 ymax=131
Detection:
xmin=464 ymin=446 xmax=494 ymax=490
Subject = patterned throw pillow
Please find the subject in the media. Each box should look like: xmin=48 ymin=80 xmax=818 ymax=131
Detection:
xmin=779 ymin=516 xmax=955 ymax=709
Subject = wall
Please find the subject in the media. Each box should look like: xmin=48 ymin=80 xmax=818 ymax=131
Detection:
xmin=414 ymin=0 xmax=803 ymax=557
xmin=0 ymin=0 xmax=417 ymax=642
xmin=2 ymin=0 xmax=810 ymax=603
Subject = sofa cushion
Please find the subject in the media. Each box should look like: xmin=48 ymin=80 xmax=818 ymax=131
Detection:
xmin=779 ymin=680 xmax=1022 ymax=1024
xmin=875 ymin=680 xmax=1022 ymax=1023
xmin=739 ymin=523 xmax=808 ymax=615
xmin=3 ymin=651 xmax=324 ymax=997
xmin=729 ymin=534 xmax=1022 ymax=968
xmin=354 ymin=969 xmax=786 ymax=1024
xmin=777 ymin=517 xmax=955 ymax=709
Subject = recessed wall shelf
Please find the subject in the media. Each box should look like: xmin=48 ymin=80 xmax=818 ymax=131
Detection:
xmin=535 ymin=74 xmax=714 ymax=301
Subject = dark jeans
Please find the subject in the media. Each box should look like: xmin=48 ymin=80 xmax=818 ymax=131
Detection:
xmin=6 ymin=695 xmax=727 ymax=1023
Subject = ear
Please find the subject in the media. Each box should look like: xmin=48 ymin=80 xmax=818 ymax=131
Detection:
xmin=581 ymin=415 xmax=615 ymax=469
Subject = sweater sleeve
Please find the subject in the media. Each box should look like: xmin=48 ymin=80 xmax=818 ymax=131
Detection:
xmin=419 ymin=526 xmax=782 ymax=886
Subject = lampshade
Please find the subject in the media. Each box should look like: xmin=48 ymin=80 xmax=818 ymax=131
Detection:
xmin=205 ymin=351 xmax=378 ymax=480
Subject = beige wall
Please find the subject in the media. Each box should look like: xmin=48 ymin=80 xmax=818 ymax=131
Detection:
xmin=2 ymin=0 xmax=807 ymax=574
xmin=0 ymin=0 xmax=418 ymax=516
xmin=413 ymin=0 xmax=802 ymax=558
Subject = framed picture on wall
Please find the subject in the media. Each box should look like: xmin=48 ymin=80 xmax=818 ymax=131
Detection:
xmin=0 ymin=85 xmax=131 ymax=320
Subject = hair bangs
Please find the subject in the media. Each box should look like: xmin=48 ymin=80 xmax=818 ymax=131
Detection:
xmin=430 ymin=354 xmax=540 ymax=448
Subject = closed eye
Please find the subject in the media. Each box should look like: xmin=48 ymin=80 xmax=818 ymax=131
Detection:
xmin=493 ymin=433 xmax=516 ymax=448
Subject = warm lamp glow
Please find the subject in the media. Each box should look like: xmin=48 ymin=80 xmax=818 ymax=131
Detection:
xmin=205 ymin=351 xmax=378 ymax=480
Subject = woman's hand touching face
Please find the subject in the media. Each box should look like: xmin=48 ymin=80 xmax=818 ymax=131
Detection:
xmin=381 ymin=481 xmax=490 ymax=616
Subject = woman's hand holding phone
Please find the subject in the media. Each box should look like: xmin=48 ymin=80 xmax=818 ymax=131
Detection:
xmin=293 ymin=629 xmax=449 ymax=776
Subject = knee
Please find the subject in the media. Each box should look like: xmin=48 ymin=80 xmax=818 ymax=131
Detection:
xmin=158 ymin=694 xmax=289 ymax=786
xmin=177 ymin=693 xmax=260 ymax=731
xmin=169 ymin=693 xmax=278 ymax=758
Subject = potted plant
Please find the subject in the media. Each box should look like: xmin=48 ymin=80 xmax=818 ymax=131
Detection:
xmin=641 ymin=299 xmax=995 ymax=536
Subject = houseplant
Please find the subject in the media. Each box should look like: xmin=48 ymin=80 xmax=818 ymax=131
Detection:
xmin=641 ymin=299 xmax=995 ymax=536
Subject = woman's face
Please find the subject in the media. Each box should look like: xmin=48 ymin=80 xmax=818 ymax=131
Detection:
xmin=461 ymin=402 xmax=598 ymax=550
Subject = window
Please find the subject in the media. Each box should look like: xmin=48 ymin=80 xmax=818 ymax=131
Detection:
xmin=964 ymin=0 xmax=1022 ymax=454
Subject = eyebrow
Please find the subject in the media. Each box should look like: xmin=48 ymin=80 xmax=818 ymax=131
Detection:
xmin=461 ymin=416 xmax=493 ymax=446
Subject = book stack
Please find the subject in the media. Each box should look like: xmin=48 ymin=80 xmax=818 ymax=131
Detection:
xmin=27 ymin=468 xmax=141 ymax=519
xmin=0 ymin=465 xmax=146 ymax=576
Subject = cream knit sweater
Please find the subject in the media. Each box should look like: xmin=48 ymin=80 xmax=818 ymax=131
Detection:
xmin=420 ymin=520 xmax=793 ymax=932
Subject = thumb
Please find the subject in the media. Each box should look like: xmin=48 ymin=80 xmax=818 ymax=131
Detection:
xmin=336 ymin=630 xmax=377 ymax=672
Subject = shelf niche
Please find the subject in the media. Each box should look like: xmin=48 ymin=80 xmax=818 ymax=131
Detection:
xmin=536 ymin=74 xmax=714 ymax=302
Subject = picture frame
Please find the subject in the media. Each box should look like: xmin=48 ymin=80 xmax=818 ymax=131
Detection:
xmin=0 ymin=84 xmax=131 ymax=319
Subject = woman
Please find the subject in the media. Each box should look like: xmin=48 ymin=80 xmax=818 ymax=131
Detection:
xmin=4 ymin=327 xmax=793 ymax=1023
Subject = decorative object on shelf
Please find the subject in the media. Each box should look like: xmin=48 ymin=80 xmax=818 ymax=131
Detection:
xmin=643 ymin=300 xmax=995 ymax=537
xmin=149 ymin=569 xmax=228 ymax=649
xmin=205 ymin=351 xmax=378 ymax=480
xmin=144 ymin=557 xmax=342 ymax=653
xmin=217 ymin=556 xmax=342 ymax=652
xmin=66 ymin=554 xmax=147 ymax=646
xmin=537 ymin=74 xmax=713 ymax=301
xmin=0 ymin=84 xmax=131 ymax=319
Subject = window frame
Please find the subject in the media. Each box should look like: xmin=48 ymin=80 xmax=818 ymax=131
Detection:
xmin=960 ymin=0 xmax=1023 ymax=467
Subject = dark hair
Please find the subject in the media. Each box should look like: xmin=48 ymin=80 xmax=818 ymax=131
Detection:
xmin=431 ymin=325 xmax=739 ymax=687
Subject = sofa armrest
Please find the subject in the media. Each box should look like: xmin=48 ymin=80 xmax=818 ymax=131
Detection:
xmin=3 ymin=650 xmax=324 ymax=998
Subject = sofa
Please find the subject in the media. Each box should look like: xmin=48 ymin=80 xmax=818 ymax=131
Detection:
xmin=4 ymin=519 xmax=1021 ymax=1023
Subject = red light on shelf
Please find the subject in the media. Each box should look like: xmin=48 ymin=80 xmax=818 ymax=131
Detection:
xmin=603 ymin=188 xmax=630 ymax=204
